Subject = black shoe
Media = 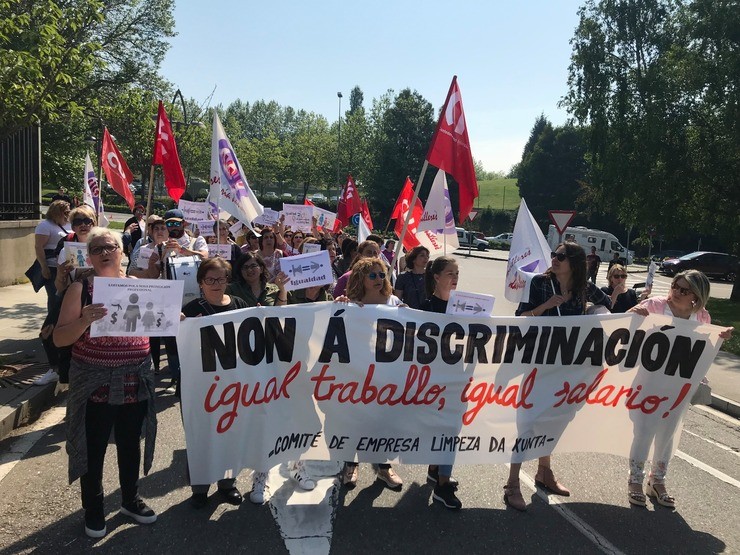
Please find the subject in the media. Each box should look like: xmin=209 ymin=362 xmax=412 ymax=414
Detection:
xmin=433 ymin=482 xmax=462 ymax=510
xmin=190 ymin=492 xmax=208 ymax=509
xmin=84 ymin=511 xmax=106 ymax=538
xmin=426 ymin=465 xmax=459 ymax=489
xmin=120 ymin=498 xmax=157 ymax=524
xmin=218 ymin=487 xmax=243 ymax=505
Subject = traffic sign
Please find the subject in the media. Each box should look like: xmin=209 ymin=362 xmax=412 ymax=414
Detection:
xmin=548 ymin=210 xmax=576 ymax=235
xmin=468 ymin=210 xmax=478 ymax=221
xmin=351 ymin=213 xmax=360 ymax=226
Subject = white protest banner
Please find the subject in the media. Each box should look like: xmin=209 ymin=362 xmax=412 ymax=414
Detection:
xmin=447 ymin=290 xmax=494 ymax=318
xmin=59 ymin=242 xmax=91 ymax=268
xmin=178 ymin=199 xmax=210 ymax=222
xmin=208 ymin=244 xmax=232 ymax=260
xmin=302 ymin=242 xmax=321 ymax=254
xmin=253 ymin=208 xmax=280 ymax=227
xmin=278 ymin=250 xmax=332 ymax=291
xmin=177 ymin=306 xmax=722 ymax=485
xmin=192 ymin=220 xmax=216 ymax=237
xmin=91 ymin=278 xmax=184 ymax=337
xmin=135 ymin=245 xmax=157 ymax=270
xmin=313 ymin=206 xmax=336 ymax=231
xmin=281 ymin=204 xmax=313 ymax=233
xmin=505 ymin=199 xmax=552 ymax=303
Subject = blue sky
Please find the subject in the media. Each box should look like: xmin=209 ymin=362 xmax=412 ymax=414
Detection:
xmin=160 ymin=0 xmax=585 ymax=173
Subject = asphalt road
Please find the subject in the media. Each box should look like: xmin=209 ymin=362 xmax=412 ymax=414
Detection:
xmin=0 ymin=256 xmax=737 ymax=554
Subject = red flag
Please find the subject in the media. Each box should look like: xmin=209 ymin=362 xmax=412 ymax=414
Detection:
xmin=426 ymin=76 xmax=478 ymax=222
xmin=334 ymin=174 xmax=362 ymax=231
xmin=304 ymin=198 xmax=314 ymax=206
xmin=152 ymin=101 xmax=187 ymax=202
xmin=360 ymin=199 xmax=373 ymax=230
xmin=392 ymin=178 xmax=423 ymax=250
xmin=101 ymin=128 xmax=135 ymax=210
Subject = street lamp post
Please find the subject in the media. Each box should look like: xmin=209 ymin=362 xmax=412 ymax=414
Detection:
xmin=336 ymin=91 xmax=342 ymax=200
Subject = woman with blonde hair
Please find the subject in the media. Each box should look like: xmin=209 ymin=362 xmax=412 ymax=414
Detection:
xmin=600 ymin=264 xmax=648 ymax=313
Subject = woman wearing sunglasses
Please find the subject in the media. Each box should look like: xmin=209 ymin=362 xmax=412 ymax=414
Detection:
xmin=508 ymin=241 xmax=611 ymax=511
xmin=181 ymin=257 xmax=248 ymax=509
xmin=600 ymin=264 xmax=648 ymax=313
xmin=54 ymin=228 xmax=158 ymax=538
xmin=338 ymin=257 xmax=405 ymax=490
xmin=626 ymin=270 xmax=733 ymax=508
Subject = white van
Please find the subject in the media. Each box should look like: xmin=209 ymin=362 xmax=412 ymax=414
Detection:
xmin=455 ymin=227 xmax=488 ymax=250
xmin=547 ymin=225 xmax=633 ymax=264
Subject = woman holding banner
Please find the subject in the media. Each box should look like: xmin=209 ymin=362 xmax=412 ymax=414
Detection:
xmin=626 ymin=270 xmax=733 ymax=508
xmin=419 ymin=256 xmax=462 ymax=510
xmin=54 ymin=228 xmax=157 ymax=538
xmin=601 ymin=264 xmax=648 ymax=313
xmin=339 ymin=257 xmax=405 ymax=490
xmin=510 ymin=242 xmax=611 ymax=511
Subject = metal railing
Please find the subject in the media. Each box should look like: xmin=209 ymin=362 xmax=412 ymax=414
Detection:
xmin=0 ymin=125 xmax=41 ymax=220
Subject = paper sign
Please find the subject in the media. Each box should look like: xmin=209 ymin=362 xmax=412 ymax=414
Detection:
xmin=208 ymin=244 xmax=232 ymax=260
xmin=302 ymin=243 xmax=321 ymax=254
xmin=178 ymin=199 xmax=210 ymax=222
xmin=253 ymin=208 xmax=280 ymax=226
xmin=281 ymin=204 xmax=313 ymax=233
xmin=135 ymin=245 xmax=157 ymax=269
xmin=90 ymin=277 xmax=184 ymax=337
xmin=229 ymin=221 xmax=245 ymax=238
xmin=279 ymin=250 xmax=332 ymax=291
xmin=313 ymin=206 xmax=336 ymax=231
xmin=192 ymin=220 xmax=216 ymax=237
xmin=59 ymin=242 xmax=91 ymax=268
xmin=446 ymin=290 xmax=495 ymax=318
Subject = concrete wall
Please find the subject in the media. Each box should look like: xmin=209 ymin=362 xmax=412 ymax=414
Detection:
xmin=0 ymin=221 xmax=40 ymax=287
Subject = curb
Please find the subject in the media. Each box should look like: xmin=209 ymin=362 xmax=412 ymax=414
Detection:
xmin=0 ymin=382 xmax=61 ymax=443
xmin=709 ymin=393 xmax=740 ymax=420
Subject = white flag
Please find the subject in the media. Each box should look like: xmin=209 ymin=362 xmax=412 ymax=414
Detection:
xmin=83 ymin=153 xmax=109 ymax=227
xmin=504 ymin=199 xmax=551 ymax=303
xmin=357 ymin=213 xmax=371 ymax=243
xmin=209 ymin=113 xmax=264 ymax=230
xmin=417 ymin=170 xmax=459 ymax=253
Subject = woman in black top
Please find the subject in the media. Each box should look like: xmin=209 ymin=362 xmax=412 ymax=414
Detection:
xmin=181 ymin=257 xmax=247 ymax=509
xmin=600 ymin=264 xmax=646 ymax=313
xmin=393 ymin=246 xmax=430 ymax=309
xmin=419 ymin=256 xmax=462 ymax=510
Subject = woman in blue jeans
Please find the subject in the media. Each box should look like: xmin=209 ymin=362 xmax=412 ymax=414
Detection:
xmin=419 ymin=256 xmax=462 ymax=510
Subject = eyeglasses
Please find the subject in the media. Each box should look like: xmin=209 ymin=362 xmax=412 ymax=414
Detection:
xmin=262 ymin=235 xmax=275 ymax=240
xmin=551 ymin=252 xmax=568 ymax=262
xmin=671 ymin=283 xmax=692 ymax=296
xmin=242 ymin=263 xmax=260 ymax=271
xmin=368 ymin=272 xmax=386 ymax=280
xmin=89 ymin=244 xmax=120 ymax=256
xmin=284 ymin=233 xmax=293 ymax=238
xmin=166 ymin=221 xmax=183 ymax=227
xmin=613 ymin=274 xmax=628 ymax=279
xmin=72 ymin=217 xmax=94 ymax=227
xmin=203 ymin=277 xmax=228 ymax=285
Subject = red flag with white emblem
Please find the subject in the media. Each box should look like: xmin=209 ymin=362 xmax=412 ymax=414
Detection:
xmin=101 ymin=127 xmax=135 ymax=210
xmin=426 ymin=76 xmax=478 ymax=222
xmin=392 ymin=178 xmax=423 ymax=250
xmin=334 ymin=174 xmax=362 ymax=231
xmin=360 ymin=199 xmax=373 ymax=230
xmin=152 ymin=101 xmax=187 ymax=202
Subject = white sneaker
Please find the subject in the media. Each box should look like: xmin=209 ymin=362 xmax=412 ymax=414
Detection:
xmin=250 ymin=471 xmax=269 ymax=504
xmin=291 ymin=461 xmax=316 ymax=491
xmin=33 ymin=369 xmax=58 ymax=386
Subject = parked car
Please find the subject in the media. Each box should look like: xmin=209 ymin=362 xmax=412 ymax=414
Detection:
xmin=485 ymin=233 xmax=513 ymax=245
xmin=263 ymin=191 xmax=278 ymax=200
xmin=651 ymin=250 xmax=686 ymax=262
xmin=455 ymin=227 xmax=488 ymax=250
xmin=309 ymin=193 xmax=327 ymax=203
xmin=660 ymin=251 xmax=738 ymax=281
xmin=280 ymin=193 xmax=294 ymax=202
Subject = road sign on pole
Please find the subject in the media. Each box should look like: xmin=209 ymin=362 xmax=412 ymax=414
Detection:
xmin=468 ymin=210 xmax=478 ymax=221
xmin=548 ymin=210 xmax=577 ymax=235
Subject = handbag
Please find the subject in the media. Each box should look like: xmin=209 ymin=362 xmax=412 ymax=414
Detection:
xmin=25 ymin=260 xmax=47 ymax=293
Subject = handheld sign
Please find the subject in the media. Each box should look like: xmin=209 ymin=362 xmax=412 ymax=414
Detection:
xmin=192 ymin=220 xmax=216 ymax=237
xmin=178 ymin=199 xmax=210 ymax=222
xmin=446 ymin=290 xmax=495 ymax=318
xmin=229 ymin=220 xmax=245 ymax=238
xmin=302 ymin=242 xmax=321 ymax=254
xmin=253 ymin=208 xmax=280 ymax=227
xmin=60 ymin=242 xmax=92 ymax=268
xmin=207 ymin=244 xmax=232 ymax=260
xmin=278 ymin=250 xmax=332 ymax=291
xmin=281 ymin=204 xmax=313 ymax=232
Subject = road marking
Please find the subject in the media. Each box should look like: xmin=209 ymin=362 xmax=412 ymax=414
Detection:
xmin=674 ymin=450 xmax=740 ymax=488
xmin=519 ymin=470 xmax=626 ymax=555
xmin=683 ymin=429 xmax=740 ymax=457
xmin=0 ymin=406 xmax=65 ymax=483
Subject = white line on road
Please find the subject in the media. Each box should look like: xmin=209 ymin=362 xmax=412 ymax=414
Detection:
xmin=674 ymin=450 xmax=740 ymax=488
xmin=683 ymin=429 xmax=740 ymax=458
xmin=0 ymin=406 xmax=66 ymax=483
xmin=519 ymin=470 xmax=626 ymax=555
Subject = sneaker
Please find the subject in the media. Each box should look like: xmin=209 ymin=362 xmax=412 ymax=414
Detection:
xmin=433 ymin=482 xmax=462 ymax=510
xmin=250 ymin=471 xmax=269 ymax=504
xmin=164 ymin=379 xmax=178 ymax=395
xmin=342 ymin=464 xmax=358 ymax=487
xmin=120 ymin=498 xmax=157 ymax=524
xmin=84 ymin=512 xmax=106 ymax=538
xmin=291 ymin=462 xmax=316 ymax=491
xmin=33 ymin=369 xmax=58 ymax=386
xmin=376 ymin=467 xmax=403 ymax=489
xmin=426 ymin=465 xmax=459 ymax=489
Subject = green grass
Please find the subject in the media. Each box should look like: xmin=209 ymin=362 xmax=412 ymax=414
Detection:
xmin=706 ymin=298 xmax=740 ymax=356
xmin=475 ymin=178 xmax=520 ymax=211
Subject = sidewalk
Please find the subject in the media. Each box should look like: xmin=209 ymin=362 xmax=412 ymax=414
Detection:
xmin=1 ymin=276 xmax=738 ymax=442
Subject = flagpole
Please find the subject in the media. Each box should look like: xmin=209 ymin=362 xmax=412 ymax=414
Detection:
xmin=392 ymin=160 xmax=429 ymax=265
xmin=145 ymin=165 xmax=156 ymax=220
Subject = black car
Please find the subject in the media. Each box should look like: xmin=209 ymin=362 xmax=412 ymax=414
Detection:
xmin=651 ymin=250 xmax=686 ymax=262
xmin=660 ymin=251 xmax=738 ymax=281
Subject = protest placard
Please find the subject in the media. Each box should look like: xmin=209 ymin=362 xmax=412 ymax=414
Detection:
xmin=59 ymin=242 xmax=92 ymax=268
xmin=278 ymin=250 xmax=332 ymax=291
xmin=281 ymin=204 xmax=313 ymax=232
xmin=313 ymin=206 xmax=336 ymax=231
xmin=447 ymin=290 xmax=495 ymax=318
xmin=208 ymin=244 xmax=232 ymax=260
xmin=253 ymin=208 xmax=280 ymax=227
xmin=192 ymin=220 xmax=216 ymax=237
xmin=302 ymin=243 xmax=321 ymax=254
xmin=178 ymin=199 xmax=210 ymax=222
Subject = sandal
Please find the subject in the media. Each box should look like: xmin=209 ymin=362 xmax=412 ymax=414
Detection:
xmin=503 ymin=481 xmax=527 ymax=512
xmin=627 ymin=484 xmax=646 ymax=507
xmin=646 ymin=481 xmax=675 ymax=508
